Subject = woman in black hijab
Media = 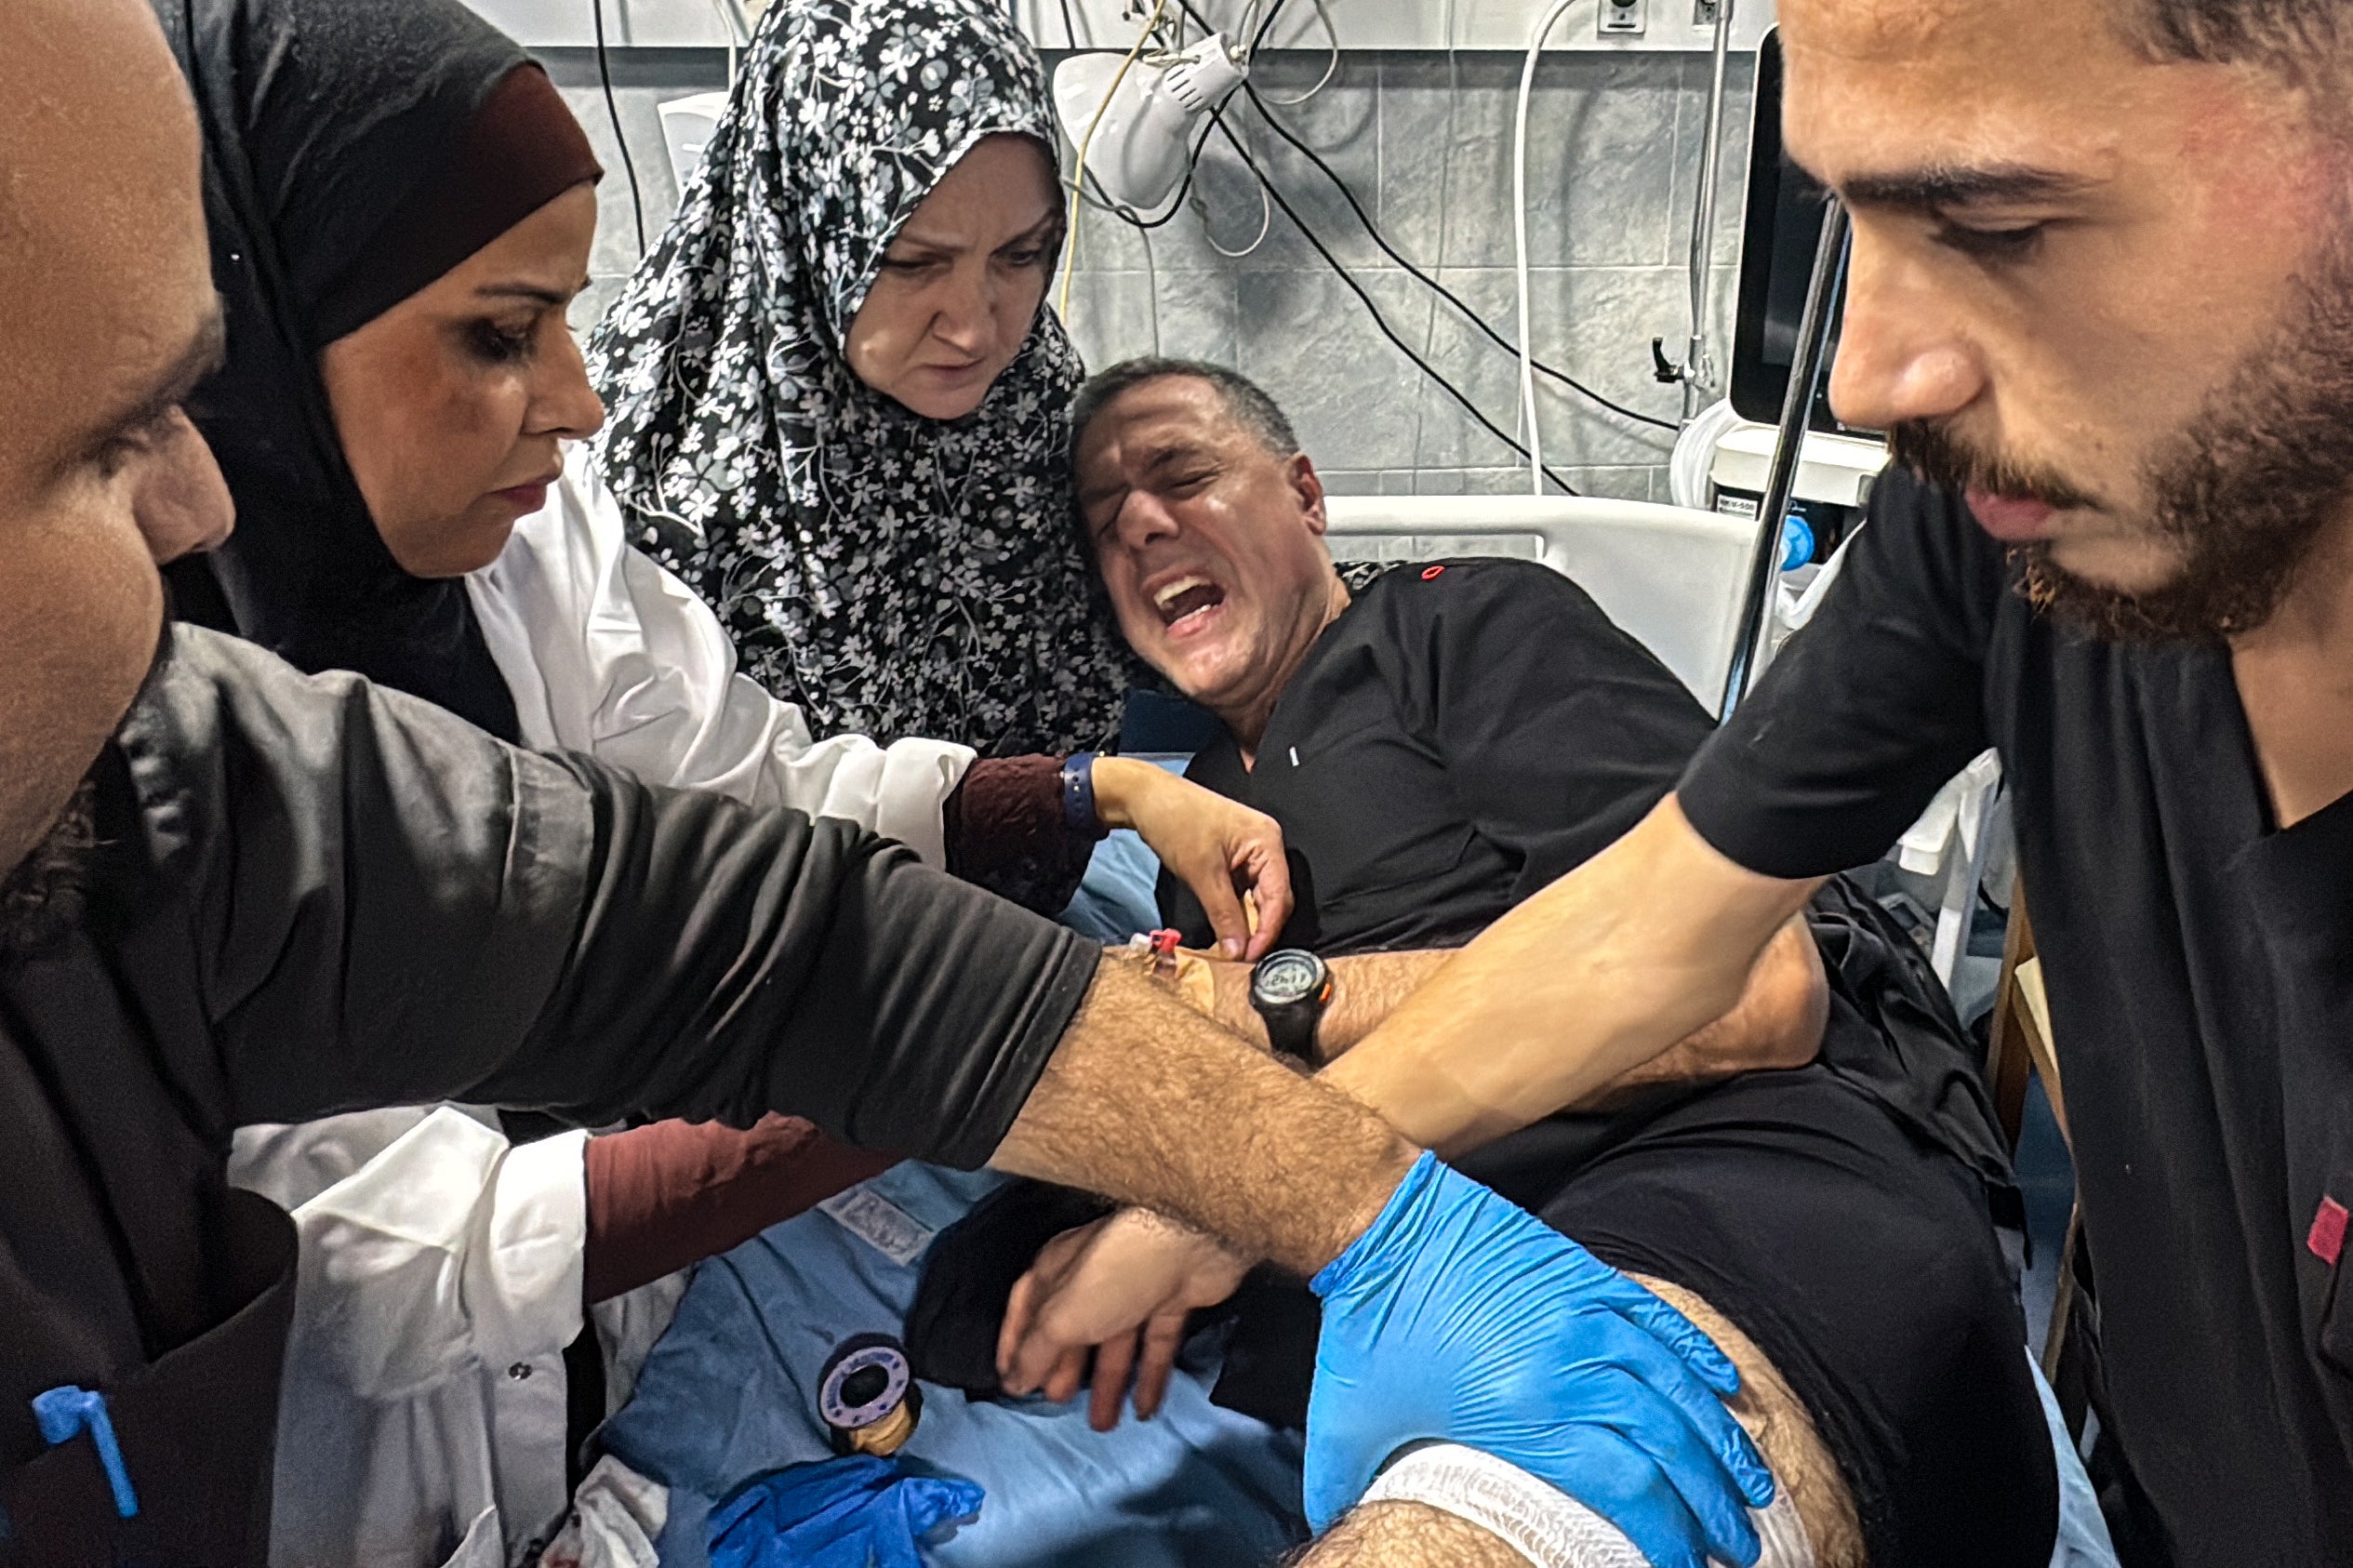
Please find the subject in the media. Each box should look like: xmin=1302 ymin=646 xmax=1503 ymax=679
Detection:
xmin=159 ymin=0 xmax=587 ymax=739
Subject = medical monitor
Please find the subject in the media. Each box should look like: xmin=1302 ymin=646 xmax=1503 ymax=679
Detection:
xmin=1729 ymin=31 xmax=1854 ymax=434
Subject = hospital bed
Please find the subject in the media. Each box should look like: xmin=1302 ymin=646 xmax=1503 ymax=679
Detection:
xmin=595 ymin=515 xmax=2115 ymax=1568
xmin=1323 ymin=495 xmax=1760 ymax=717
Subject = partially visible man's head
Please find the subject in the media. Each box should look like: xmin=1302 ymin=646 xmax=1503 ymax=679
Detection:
xmin=1072 ymin=360 xmax=1343 ymax=735
xmin=0 ymin=0 xmax=229 ymax=928
xmin=1786 ymin=0 xmax=2353 ymax=640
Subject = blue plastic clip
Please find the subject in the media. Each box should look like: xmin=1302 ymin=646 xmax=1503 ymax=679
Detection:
xmin=32 ymin=1386 xmax=139 ymax=1520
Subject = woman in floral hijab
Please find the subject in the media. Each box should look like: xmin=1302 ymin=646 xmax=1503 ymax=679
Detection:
xmin=587 ymin=0 xmax=1132 ymax=758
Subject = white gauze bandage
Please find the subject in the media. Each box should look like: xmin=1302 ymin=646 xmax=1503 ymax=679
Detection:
xmin=1360 ymin=1442 xmax=1816 ymax=1568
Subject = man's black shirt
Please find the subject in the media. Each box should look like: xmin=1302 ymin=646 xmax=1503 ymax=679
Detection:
xmin=1160 ymin=559 xmax=1711 ymax=952
xmin=1682 ymin=468 xmax=2353 ymax=1564
xmin=1159 ymin=557 xmax=2011 ymax=1200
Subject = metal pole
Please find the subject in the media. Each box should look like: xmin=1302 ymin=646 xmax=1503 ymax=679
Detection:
xmin=1682 ymin=0 xmax=1736 ymax=422
xmin=1718 ymin=196 xmax=1849 ymax=718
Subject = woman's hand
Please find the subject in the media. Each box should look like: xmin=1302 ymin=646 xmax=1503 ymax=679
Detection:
xmin=998 ymin=1207 xmax=1254 ymax=1431
xmin=1093 ymin=757 xmax=1290 ymax=959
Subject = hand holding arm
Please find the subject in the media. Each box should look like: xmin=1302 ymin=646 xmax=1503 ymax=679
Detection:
xmin=1321 ymin=796 xmax=1825 ymax=1156
xmin=1092 ymin=756 xmax=1290 ymax=960
xmin=1175 ymin=908 xmax=1825 ymax=1095
xmin=1002 ymin=905 xmax=1825 ymax=1436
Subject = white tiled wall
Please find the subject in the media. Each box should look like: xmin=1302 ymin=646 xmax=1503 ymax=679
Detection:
xmin=486 ymin=0 xmax=1775 ymax=54
xmin=552 ymin=44 xmax=1755 ymax=503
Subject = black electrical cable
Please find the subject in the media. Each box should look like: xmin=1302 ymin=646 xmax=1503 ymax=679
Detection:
xmin=1210 ymin=113 xmax=1576 ymax=495
xmin=1163 ymin=0 xmax=1678 ymax=434
xmin=1238 ymin=87 xmax=1680 ymax=432
xmin=1248 ymin=0 xmax=1294 ymax=55
xmin=592 ymin=0 xmax=647 ymax=256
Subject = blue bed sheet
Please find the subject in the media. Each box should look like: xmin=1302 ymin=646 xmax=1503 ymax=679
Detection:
xmin=600 ymin=1162 xmax=1309 ymax=1567
xmin=601 ymin=821 xmax=1307 ymax=1566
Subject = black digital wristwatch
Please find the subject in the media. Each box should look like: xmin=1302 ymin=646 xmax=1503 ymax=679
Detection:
xmin=1250 ymin=949 xmax=1333 ymax=1064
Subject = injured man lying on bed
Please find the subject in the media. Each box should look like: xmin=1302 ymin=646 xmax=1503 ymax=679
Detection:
xmin=592 ymin=359 xmax=2106 ymax=1568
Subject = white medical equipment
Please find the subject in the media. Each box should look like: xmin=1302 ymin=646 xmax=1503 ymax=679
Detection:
xmin=1704 ymin=421 xmax=1889 ymax=550
xmin=1051 ymin=32 xmax=1248 ymax=214
xmin=657 ymin=89 xmax=730 ymax=186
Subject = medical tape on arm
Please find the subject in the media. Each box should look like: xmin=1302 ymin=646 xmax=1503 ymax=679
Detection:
xmin=1360 ymin=1442 xmax=1816 ymax=1568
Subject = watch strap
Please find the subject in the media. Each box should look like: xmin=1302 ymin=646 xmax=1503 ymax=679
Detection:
xmin=1059 ymin=752 xmax=1102 ymax=837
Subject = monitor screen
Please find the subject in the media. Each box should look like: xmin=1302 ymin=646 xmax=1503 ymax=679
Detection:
xmin=1729 ymin=32 xmax=1858 ymax=432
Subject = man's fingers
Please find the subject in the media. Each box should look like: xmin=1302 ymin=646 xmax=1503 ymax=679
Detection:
xmin=1134 ymin=1309 xmax=1188 ymax=1420
xmin=1190 ymin=867 xmax=1252 ymax=961
xmin=1043 ymin=1346 xmax=1089 ymax=1406
xmin=1004 ymin=1282 xmax=1088 ymax=1396
xmin=999 ymin=1271 xmax=1041 ymax=1382
xmin=1607 ymin=1278 xmax=1743 ymax=1399
xmin=1537 ymin=1425 xmax=1734 ymax=1568
xmin=1090 ymin=1331 xmax=1139 ymax=1431
xmin=1239 ymin=840 xmax=1292 ymax=959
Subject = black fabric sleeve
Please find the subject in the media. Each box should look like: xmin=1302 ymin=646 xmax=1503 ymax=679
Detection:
xmin=1391 ymin=562 xmax=1719 ymax=900
xmin=118 ymin=628 xmax=1097 ymax=1168
xmin=1677 ymin=472 xmax=2006 ymax=881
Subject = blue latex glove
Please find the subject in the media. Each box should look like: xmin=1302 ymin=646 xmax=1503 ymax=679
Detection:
xmin=708 ymin=1455 xmax=984 ymax=1568
xmin=1306 ymin=1152 xmax=1775 ymax=1568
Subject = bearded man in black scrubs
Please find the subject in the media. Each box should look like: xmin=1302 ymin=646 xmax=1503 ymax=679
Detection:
xmin=1080 ymin=0 xmax=2351 ymax=1561
xmin=0 ymin=3 xmax=1796 ymax=1561
xmin=988 ymin=357 xmax=2066 ymax=1567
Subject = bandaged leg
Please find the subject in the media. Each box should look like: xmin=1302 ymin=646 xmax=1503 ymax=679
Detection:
xmin=1345 ymin=1443 xmax=1815 ymax=1567
xmin=1291 ymin=1276 xmax=1863 ymax=1568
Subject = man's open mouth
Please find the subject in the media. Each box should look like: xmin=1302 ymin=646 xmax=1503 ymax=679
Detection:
xmin=1152 ymin=575 xmax=1228 ymax=632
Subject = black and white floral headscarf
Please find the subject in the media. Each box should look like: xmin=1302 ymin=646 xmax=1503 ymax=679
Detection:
xmin=585 ymin=0 xmax=1129 ymax=756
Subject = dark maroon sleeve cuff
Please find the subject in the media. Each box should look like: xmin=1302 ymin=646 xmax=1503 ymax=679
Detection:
xmin=942 ymin=756 xmax=1099 ymax=914
xmin=581 ymin=1115 xmax=897 ymax=1304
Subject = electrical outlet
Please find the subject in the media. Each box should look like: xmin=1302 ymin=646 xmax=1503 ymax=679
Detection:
xmin=1599 ymin=0 xmax=1646 ymax=36
xmin=1692 ymin=0 xmax=1722 ymax=23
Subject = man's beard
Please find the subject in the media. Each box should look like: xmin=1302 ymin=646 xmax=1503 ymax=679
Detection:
xmin=0 ymin=615 xmax=180 ymax=961
xmin=1891 ymin=220 xmax=2353 ymax=644
xmin=0 ymin=779 xmax=99 ymax=960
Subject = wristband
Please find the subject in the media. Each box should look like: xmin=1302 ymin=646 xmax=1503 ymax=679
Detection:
xmin=1059 ymin=751 xmax=1103 ymax=836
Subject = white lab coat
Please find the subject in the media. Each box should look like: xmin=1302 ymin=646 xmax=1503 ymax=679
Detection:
xmin=228 ymin=446 xmax=977 ymax=1567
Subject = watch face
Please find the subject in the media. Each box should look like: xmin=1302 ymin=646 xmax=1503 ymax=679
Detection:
xmin=1254 ymin=950 xmax=1324 ymax=1008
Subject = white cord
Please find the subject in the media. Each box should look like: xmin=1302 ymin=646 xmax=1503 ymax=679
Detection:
xmin=1257 ymin=0 xmax=1340 ymax=105
xmin=1669 ymin=396 xmax=1742 ymax=510
xmin=1058 ymin=0 xmax=1173 ymax=319
xmin=1198 ymin=127 xmax=1274 ymax=258
xmin=1514 ymin=0 xmax=1589 ymax=497
xmin=709 ymin=0 xmax=748 ymax=86
xmin=1234 ymin=0 xmax=1266 ymax=59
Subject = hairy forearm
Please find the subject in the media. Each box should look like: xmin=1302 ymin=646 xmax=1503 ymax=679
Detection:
xmin=990 ymin=955 xmax=1419 ymax=1277
xmin=1322 ymin=796 xmax=1823 ymax=1158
